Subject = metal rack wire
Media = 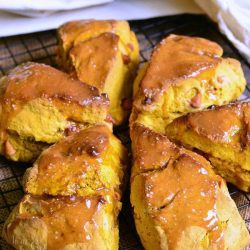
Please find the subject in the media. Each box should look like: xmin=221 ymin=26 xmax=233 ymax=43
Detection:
xmin=0 ymin=14 xmax=250 ymax=250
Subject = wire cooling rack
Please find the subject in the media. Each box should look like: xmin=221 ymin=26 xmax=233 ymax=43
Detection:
xmin=0 ymin=14 xmax=250 ymax=250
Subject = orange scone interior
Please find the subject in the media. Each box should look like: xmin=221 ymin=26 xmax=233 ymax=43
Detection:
xmin=3 ymin=125 xmax=128 ymax=250
xmin=3 ymin=195 xmax=118 ymax=250
xmin=131 ymin=34 xmax=246 ymax=132
xmin=166 ymin=101 xmax=250 ymax=191
xmin=58 ymin=20 xmax=139 ymax=125
xmin=24 ymin=125 xmax=126 ymax=198
xmin=130 ymin=34 xmax=249 ymax=249
xmin=0 ymin=62 xmax=110 ymax=162
xmin=130 ymin=123 xmax=250 ymax=250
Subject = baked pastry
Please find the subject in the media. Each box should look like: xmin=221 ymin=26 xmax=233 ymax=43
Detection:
xmin=3 ymin=125 xmax=127 ymax=250
xmin=131 ymin=34 xmax=246 ymax=132
xmin=130 ymin=123 xmax=250 ymax=250
xmin=58 ymin=20 xmax=139 ymax=125
xmin=3 ymin=194 xmax=119 ymax=250
xmin=24 ymin=125 xmax=126 ymax=198
xmin=129 ymin=34 xmax=249 ymax=249
xmin=0 ymin=62 xmax=110 ymax=162
xmin=165 ymin=101 xmax=250 ymax=192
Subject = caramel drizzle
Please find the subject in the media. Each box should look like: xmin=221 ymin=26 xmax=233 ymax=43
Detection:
xmin=132 ymin=124 xmax=224 ymax=248
xmin=7 ymin=195 xmax=102 ymax=249
xmin=0 ymin=63 xmax=109 ymax=154
xmin=41 ymin=196 xmax=101 ymax=249
xmin=146 ymin=154 xmax=224 ymax=249
xmin=135 ymin=35 xmax=222 ymax=105
xmin=34 ymin=126 xmax=109 ymax=195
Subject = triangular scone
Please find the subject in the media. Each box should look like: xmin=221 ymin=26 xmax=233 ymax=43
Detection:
xmin=3 ymin=194 xmax=119 ymax=250
xmin=3 ymin=125 xmax=127 ymax=250
xmin=131 ymin=34 xmax=246 ymax=132
xmin=166 ymin=101 xmax=250 ymax=191
xmin=0 ymin=62 xmax=110 ymax=162
xmin=57 ymin=20 xmax=139 ymax=125
xmin=58 ymin=20 xmax=138 ymax=72
xmin=130 ymin=123 xmax=250 ymax=250
xmin=24 ymin=125 xmax=127 ymax=198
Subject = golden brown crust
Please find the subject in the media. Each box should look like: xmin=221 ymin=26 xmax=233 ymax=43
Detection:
xmin=130 ymin=123 xmax=250 ymax=250
xmin=130 ymin=34 xmax=249 ymax=250
xmin=3 ymin=62 xmax=109 ymax=108
xmin=4 ymin=125 xmax=127 ymax=249
xmin=165 ymin=101 xmax=250 ymax=191
xmin=130 ymin=122 xmax=178 ymax=174
xmin=57 ymin=19 xmax=139 ymax=125
xmin=140 ymin=155 xmax=223 ymax=249
xmin=69 ymin=32 xmax=120 ymax=91
xmin=133 ymin=34 xmax=223 ymax=109
xmin=131 ymin=122 xmax=216 ymax=176
xmin=181 ymin=101 xmax=250 ymax=144
xmin=58 ymin=20 xmax=130 ymax=60
xmin=0 ymin=62 xmax=110 ymax=162
xmin=24 ymin=125 xmax=127 ymax=197
xmin=131 ymin=34 xmax=246 ymax=131
xmin=3 ymin=194 xmax=118 ymax=250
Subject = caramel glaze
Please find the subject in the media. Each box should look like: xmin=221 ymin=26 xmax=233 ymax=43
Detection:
xmin=130 ymin=122 xmax=178 ymax=173
xmin=70 ymin=33 xmax=119 ymax=91
xmin=181 ymin=101 xmax=250 ymax=145
xmin=131 ymin=123 xmax=224 ymax=249
xmin=30 ymin=125 xmax=110 ymax=195
xmin=7 ymin=194 xmax=103 ymax=250
xmin=3 ymin=62 xmax=108 ymax=107
xmin=58 ymin=20 xmax=125 ymax=55
xmin=134 ymin=34 xmax=223 ymax=108
xmin=0 ymin=62 xmax=109 ymax=145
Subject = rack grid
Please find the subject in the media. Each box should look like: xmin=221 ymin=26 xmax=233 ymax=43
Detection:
xmin=0 ymin=14 xmax=250 ymax=250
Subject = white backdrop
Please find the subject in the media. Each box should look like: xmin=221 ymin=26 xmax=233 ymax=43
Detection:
xmin=0 ymin=0 xmax=202 ymax=37
xmin=0 ymin=0 xmax=249 ymax=63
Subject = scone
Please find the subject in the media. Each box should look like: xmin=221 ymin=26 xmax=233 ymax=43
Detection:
xmin=3 ymin=125 xmax=127 ymax=250
xmin=0 ymin=62 xmax=110 ymax=162
xmin=24 ymin=125 xmax=127 ymax=198
xmin=130 ymin=123 xmax=250 ymax=250
xmin=3 ymin=194 xmax=119 ymax=250
xmin=131 ymin=34 xmax=246 ymax=132
xmin=165 ymin=101 xmax=250 ymax=192
xmin=57 ymin=20 xmax=139 ymax=125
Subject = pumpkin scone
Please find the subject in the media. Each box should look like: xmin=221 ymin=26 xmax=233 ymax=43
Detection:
xmin=3 ymin=195 xmax=119 ymax=250
xmin=166 ymin=101 xmax=250 ymax=192
xmin=57 ymin=20 xmax=139 ymax=125
xmin=0 ymin=62 xmax=110 ymax=162
xmin=24 ymin=125 xmax=127 ymax=198
xmin=3 ymin=125 xmax=128 ymax=250
xmin=131 ymin=34 xmax=246 ymax=132
xmin=130 ymin=123 xmax=250 ymax=250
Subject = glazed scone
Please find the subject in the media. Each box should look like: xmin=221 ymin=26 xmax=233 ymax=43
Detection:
xmin=131 ymin=34 xmax=246 ymax=132
xmin=57 ymin=20 xmax=139 ymax=125
xmin=3 ymin=125 xmax=127 ymax=250
xmin=24 ymin=125 xmax=127 ymax=198
xmin=165 ymin=101 xmax=250 ymax=192
xmin=130 ymin=123 xmax=250 ymax=250
xmin=3 ymin=194 xmax=119 ymax=250
xmin=57 ymin=20 xmax=134 ymax=67
xmin=0 ymin=62 xmax=110 ymax=162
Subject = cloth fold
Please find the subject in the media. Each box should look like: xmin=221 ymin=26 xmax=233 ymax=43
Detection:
xmin=195 ymin=0 xmax=250 ymax=63
xmin=0 ymin=0 xmax=113 ymax=17
xmin=0 ymin=0 xmax=202 ymax=36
